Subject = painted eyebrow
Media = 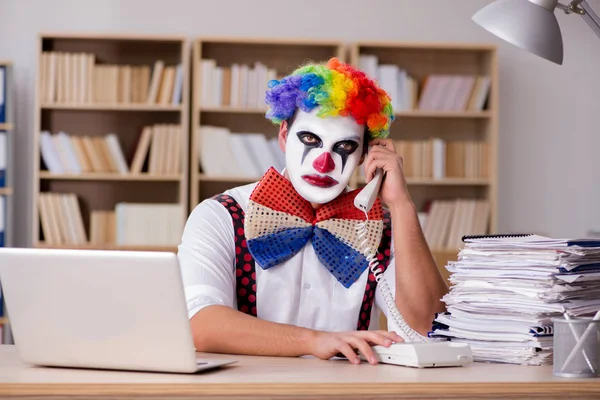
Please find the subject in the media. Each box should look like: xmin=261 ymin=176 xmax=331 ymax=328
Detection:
xmin=294 ymin=128 xmax=360 ymax=143
xmin=336 ymin=135 xmax=361 ymax=143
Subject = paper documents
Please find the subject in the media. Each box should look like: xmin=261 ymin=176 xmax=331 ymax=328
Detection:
xmin=431 ymin=234 xmax=600 ymax=365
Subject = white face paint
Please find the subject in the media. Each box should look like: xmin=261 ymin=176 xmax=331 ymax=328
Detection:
xmin=285 ymin=108 xmax=365 ymax=204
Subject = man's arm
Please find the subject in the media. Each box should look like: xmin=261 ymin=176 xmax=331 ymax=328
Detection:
xmin=364 ymin=139 xmax=448 ymax=336
xmin=179 ymin=199 xmax=402 ymax=364
xmin=389 ymin=202 xmax=448 ymax=336
xmin=191 ymin=305 xmax=314 ymax=356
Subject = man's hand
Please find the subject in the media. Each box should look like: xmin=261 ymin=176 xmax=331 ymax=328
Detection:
xmin=309 ymin=330 xmax=403 ymax=365
xmin=363 ymin=138 xmax=412 ymax=209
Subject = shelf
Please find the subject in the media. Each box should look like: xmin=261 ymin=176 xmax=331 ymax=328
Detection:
xmin=35 ymin=242 xmax=178 ymax=252
xmin=199 ymin=174 xmax=259 ymax=183
xmin=200 ymin=175 xmax=489 ymax=186
xmin=198 ymin=107 xmax=491 ymax=119
xmin=39 ymin=32 xmax=187 ymax=42
xmin=0 ymin=123 xmax=14 ymax=130
xmin=0 ymin=317 xmax=8 ymax=325
xmin=39 ymin=172 xmax=182 ymax=182
xmin=41 ymin=103 xmax=182 ymax=112
xmin=355 ymin=41 xmax=496 ymax=51
xmin=0 ymin=187 xmax=12 ymax=196
xmin=358 ymin=177 xmax=490 ymax=186
xmin=394 ymin=110 xmax=492 ymax=118
xmin=199 ymin=106 xmax=267 ymax=114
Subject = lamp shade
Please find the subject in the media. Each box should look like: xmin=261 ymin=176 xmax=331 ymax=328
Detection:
xmin=473 ymin=0 xmax=564 ymax=64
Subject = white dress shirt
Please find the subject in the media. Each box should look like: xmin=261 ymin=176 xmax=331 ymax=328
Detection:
xmin=177 ymin=180 xmax=399 ymax=333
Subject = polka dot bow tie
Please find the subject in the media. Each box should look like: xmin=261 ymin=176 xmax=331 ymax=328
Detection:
xmin=244 ymin=167 xmax=385 ymax=288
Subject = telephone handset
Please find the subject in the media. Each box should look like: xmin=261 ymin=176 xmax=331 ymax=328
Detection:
xmin=354 ymin=167 xmax=429 ymax=343
xmin=354 ymin=168 xmax=384 ymax=213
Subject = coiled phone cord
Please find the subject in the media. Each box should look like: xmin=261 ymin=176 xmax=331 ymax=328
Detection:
xmin=356 ymin=213 xmax=429 ymax=343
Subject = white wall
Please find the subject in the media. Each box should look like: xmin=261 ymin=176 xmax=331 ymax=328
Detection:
xmin=1 ymin=0 xmax=599 ymax=246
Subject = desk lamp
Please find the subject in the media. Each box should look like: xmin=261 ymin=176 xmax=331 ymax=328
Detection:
xmin=472 ymin=0 xmax=600 ymax=64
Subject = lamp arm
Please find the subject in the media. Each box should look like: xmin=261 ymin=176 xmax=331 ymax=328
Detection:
xmin=558 ymin=0 xmax=600 ymax=39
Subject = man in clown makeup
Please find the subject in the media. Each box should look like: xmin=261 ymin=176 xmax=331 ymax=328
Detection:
xmin=177 ymin=58 xmax=448 ymax=365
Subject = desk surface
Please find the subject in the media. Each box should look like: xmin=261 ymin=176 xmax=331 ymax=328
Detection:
xmin=0 ymin=345 xmax=598 ymax=399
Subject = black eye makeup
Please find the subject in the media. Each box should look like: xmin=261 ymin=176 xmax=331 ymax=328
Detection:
xmin=297 ymin=131 xmax=322 ymax=146
xmin=297 ymin=131 xmax=322 ymax=164
xmin=334 ymin=140 xmax=359 ymax=172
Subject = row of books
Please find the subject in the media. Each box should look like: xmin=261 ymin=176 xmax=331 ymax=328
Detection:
xmin=422 ymin=198 xmax=490 ymax=250
xmin=358 ymin=55 xmax=418 ymax=111
xmin=359 ymin=54 xmax=490 ymax=112
xmin=80 ymin=203 xmax=185 ymax=246
xmin=198 ymin=126 xmax=284 ymax=178
xmin=199 ymin=127 xmax=489 ymax=181
xmin=129 ymin=124 xmax=183 ymax=175
xmin=432 ymin=235 xmax=600 ymax=365
xmin=38 ymin=192 xmax=184 ymax=246
xmin=41 ymin=131 xmax=128 ymax=175
xmin=418 ymin=75 xmax=490 ymax=112
xmin=357 ymin=139 xmax=488 ymax=180
xmin=199 ymin=59 xmax=278 ymax=108
xmin=38 ymin=192 xmax=87 ymax=245
xmin=40 ymin=124 xmax=182 ymax=176
xmin=39 ymin=52 xmax=183 ymax=106
xmin=113 ymin=203 xmax=184 ymax=246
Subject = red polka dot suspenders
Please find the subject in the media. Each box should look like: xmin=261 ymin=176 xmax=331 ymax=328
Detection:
xmin=212 ymin=193 xmax=393 ymax=330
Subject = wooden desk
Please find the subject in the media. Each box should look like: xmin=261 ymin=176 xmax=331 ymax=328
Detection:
xmin=0 ymin=345 xmax=598 ymax=399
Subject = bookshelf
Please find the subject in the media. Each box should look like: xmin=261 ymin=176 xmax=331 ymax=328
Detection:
xmin=1 ymin=61 xmax=14 ymax=343
xmin=33 ymin=33 xmax=190 ymax=252
xmin=190 ymin=37 xmax=345 ymax=208
xmin=350 ymin=41 xmax=498 ymax=270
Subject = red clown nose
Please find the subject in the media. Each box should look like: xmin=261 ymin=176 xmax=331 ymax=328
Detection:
xmin=312 ymin=152 xmax=335 ymax=173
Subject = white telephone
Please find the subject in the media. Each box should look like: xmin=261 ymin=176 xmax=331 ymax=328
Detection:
xmin=353 ymin=167 xmax=473 ymax=368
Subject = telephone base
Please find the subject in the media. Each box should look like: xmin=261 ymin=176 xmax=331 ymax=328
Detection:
xmin=367 ymin=342 xmax=473 ymax=368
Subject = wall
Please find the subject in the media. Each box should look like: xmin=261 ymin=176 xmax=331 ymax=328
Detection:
xmin=1 ymin=0 xmax=599 ymax=246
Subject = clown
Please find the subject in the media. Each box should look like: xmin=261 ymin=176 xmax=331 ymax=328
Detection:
xmin=178 ymin=58 xmax=447 ymax=365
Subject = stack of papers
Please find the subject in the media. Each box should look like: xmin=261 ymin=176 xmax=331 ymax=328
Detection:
xmin=431 ymin=234 xmax=600 ymax=365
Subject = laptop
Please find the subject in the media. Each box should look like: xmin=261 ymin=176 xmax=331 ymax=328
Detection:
xmin=0 ymin=247 xmax=236 ymax=373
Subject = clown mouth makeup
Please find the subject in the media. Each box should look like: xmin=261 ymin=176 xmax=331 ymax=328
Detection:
xmin=301 ymin=174 xmax=339 ymax=188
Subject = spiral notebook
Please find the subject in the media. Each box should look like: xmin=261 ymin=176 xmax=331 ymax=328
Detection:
xmin=462 ymin=234 xmax=600 ymax=248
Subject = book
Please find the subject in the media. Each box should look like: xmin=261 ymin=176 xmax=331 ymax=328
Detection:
xmin=0 ymin=196 xmax=4 ymax=247
xmin=38 ymin=193 xmax=87 ymax=245
xmin=0 ymin=132 xmax=5 ymax=187
xmin=199 ymin=59 xmax=277 ymax=109
xmin=0 ymin=65 xmax=5 ymax=122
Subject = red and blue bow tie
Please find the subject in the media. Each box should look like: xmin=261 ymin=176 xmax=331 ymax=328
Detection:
xmin=244 ymin=167 xmax=385 ymax=288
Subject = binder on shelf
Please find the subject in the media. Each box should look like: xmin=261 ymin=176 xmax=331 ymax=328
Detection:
xmin=0 ymin=196 xmax=4 ymax=247
xmin=0 ymin=131 xmax=6 ymax=187
xmin=0 ymin=65 xmax=5 ymax=123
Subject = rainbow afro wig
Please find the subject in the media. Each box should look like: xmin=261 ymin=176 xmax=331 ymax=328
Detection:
xmin=265 ymin=58 xmax=394 ymax=139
